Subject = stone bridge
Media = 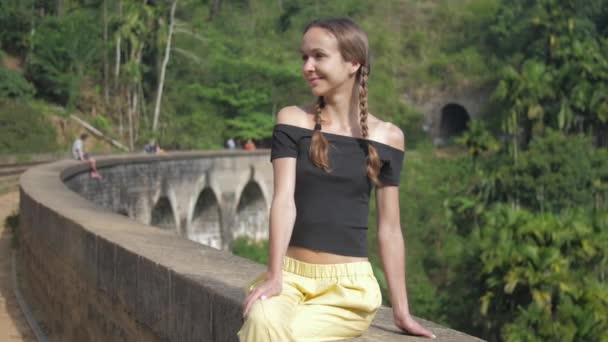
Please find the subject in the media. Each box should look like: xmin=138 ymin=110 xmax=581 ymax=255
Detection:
xmin=64 ymin=150 xmax=273 ymax=250
xmin=16 ymin=151 xmax=484 ymax=341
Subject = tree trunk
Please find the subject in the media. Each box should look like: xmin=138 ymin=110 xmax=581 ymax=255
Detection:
xmin=56 ymin=0 xmax=63 ymax=16
xmin=152 ymin=0 xmax=178 ymax=132
xmin=128 ymin=87 xmax=135 ymax=151
xmin=130 ymin=86 xmax=138 ymax=151
xmin=114 ymin=0 xmax=122 ymax=92
xmin=209 ymin=0 xmax=221 ymax=20
xmin=103 ymin=0 xmax=109 ymax=105
xmin=70 ymin=114 xmax=129 ymax=151
xmin=115 ymin=0 xmax=123 ymax=139
xmin=118 ymin=90 xmax=124 ymax=137
xmin=130 ymin=30 xmax=145 ymax=149
xmin=139 ymin=80 xmax=148 ymax=129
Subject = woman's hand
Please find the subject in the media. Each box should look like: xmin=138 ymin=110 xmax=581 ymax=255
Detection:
xmin=242 ymin=272 xmax=283 ymax=318
xmin=394 ymin=310 xmax=436 ymax=339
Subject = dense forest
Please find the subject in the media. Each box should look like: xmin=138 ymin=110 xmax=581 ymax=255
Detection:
xmin=2 ymin=0 xmax=608 ymax=341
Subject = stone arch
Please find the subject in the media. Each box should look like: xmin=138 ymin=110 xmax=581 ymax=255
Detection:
xmin=117 ymin=208 xmax=129 ymax=217
xmin=234 ymin=181 xmax=268 ymax=241
xmin=439 ymin=103 xmax=470 ymax=141
xmin=150 ymin=197 xmax=176 ymax=230
xmin=189 ymin=188 xmax=222 ymax=249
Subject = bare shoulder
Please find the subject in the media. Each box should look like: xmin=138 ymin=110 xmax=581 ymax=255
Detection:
xmin=368 ymin=114 xmax=405 ymax=151
xmin=275 ymin=105 xmax=315 ymax=128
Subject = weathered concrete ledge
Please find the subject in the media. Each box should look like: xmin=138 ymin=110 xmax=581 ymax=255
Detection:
xmin=17 ymin=151 xmax=483 ymax=341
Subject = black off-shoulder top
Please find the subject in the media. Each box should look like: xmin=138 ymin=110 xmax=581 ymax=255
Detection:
xmin=270 ymin=123 xmax=405 ymax=257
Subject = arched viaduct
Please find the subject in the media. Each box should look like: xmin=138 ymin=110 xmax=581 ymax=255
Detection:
xmin=64 ymin=151 xmax=273 ymax=250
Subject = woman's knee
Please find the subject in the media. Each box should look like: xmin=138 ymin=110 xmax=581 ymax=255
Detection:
xmin=244 ymin=301 xmax=272 ymax=329
xmin=242 ymin=299 xmax=293 ymax=335
xmin=240 ymin=300 xmax=290 ymax=341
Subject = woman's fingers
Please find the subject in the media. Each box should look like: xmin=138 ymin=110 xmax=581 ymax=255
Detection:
xmin=242 ymin=288 xmax=261 ymax=317
xmin=411 ymin=323 xmax=435 ymax=338
xmin=242 ymin=286 xmax=270 ymax=317
xmin=242 ymin=278 xmax=282 ymax=318
xmin=409 ymin=322 xmax=435 ymax=338
xmin=395 ymin=314 xmax=436 ymax=339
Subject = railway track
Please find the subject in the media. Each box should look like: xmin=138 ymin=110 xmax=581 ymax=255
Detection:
xmin=0 ymin=155 xmax=65 ymax=194
xmin=0 ymin=162 xmax=36 ymax=194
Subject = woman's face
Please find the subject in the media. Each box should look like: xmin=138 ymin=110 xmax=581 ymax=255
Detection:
xmin=300 ymin=27 xmax=359 ymax=97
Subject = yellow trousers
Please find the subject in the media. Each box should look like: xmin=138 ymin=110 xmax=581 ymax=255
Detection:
xmin=238 ymin=257 xmax=382 ymax=342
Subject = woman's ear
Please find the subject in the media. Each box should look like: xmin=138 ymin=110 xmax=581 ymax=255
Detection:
xmin=349 ymin=61 xmax=361 ymax=76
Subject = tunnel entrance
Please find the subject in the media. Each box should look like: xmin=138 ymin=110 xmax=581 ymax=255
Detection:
xmin=190 ymin=188 xmax=222 ymax=249
xmin=439 ymin=103 xmax=470 ymax=141
xmin=234 ymin=182 xmax=267 ymax=241
xmin=150 ymin=197 xmax=176 ymax=230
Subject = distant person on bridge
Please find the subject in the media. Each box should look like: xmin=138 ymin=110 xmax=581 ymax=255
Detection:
xmin=226 ymin=137 xmax=236 ymax=149
xmin=238 ymin=18 xmax=435 ymax=341
xmin=143 ymin=139 xmax=166 ymax=155
xmin=72 ymin=133 xmax=102 ymax=179
xmin=244 ymin=139 xmax=256 ymax=151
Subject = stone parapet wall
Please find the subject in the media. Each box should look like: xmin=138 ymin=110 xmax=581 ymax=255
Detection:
xmin=17 ymin=154 xmax=484 ymax=341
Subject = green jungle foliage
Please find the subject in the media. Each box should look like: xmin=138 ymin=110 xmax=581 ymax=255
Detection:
xmin=0 ymin=100 xmax=58 ymax=153
xmin=0 ymin=0 xmax=502 ymax=150
xmin=476 ymin=131 xmax=608 ymax=213
xmin=441 ymin=128 xmax=608 ymax=340
xmin=26 ymin=10 xmax=101 ymax=107
xmin=478 ymin=206 xmax=607 ymax=342
xmin=485 ymin=0 xmax=608 ymax=149
xmin=0 ymin=2 xmax=32 ymax=55
xmin=232 ymin=237 xmax=269 ymax=265
xmin=0 ymin=67 xmax=35 ymax=99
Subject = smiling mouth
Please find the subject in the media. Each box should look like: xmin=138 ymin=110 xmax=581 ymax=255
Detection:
xmin=308 ymin=77 xmax=322 ymax=84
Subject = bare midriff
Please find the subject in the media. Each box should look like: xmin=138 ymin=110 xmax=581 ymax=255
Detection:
xmin=286 ymin=246 xmax=368 ymax=264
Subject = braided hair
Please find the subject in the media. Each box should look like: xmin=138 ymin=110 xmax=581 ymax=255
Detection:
xmin=305 ymin=18 xmax=382 ymax=184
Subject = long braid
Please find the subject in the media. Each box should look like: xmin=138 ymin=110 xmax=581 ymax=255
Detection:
xmin=359 ymin=65 xmax=382 ymax=185
xmin=309 ymin=96 xmax=330 ymax=171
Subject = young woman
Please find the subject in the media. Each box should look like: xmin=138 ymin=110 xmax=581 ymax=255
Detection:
xmin=238 ymin=18 xmax=435 ymax=341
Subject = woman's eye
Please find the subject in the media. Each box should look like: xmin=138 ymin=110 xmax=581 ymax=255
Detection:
xmin=301 ymin=55 xmax=308 ymax=61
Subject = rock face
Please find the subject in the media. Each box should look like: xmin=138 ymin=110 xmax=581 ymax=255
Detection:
xmin=17 ymin=152 xmax=485 ymax=341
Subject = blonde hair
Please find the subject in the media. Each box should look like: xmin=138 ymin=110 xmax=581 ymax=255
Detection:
xmin=304 ymin=18 xmax=381 ymax=184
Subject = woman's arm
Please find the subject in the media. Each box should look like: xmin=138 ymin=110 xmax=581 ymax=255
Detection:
xmin=376 ymin=184 xmax=409 ymax=313
xmin=376 ymin=185 xmax=434 ymax=339
xmin=375 ymin=125 xmax=435 ymax=338
xmin=242 ymin=157 xmax=297 ymax=316
xmin=267 ymin=158 xmax=297 ymax=278
xmin=242 ymin=107 xmax=300 ymax=317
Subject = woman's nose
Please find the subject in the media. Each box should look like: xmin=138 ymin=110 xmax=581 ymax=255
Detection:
xmin=303 ymin=57 xmax=315 ymax=73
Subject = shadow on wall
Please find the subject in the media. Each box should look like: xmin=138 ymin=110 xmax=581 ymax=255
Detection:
xmin=151 ymin=197 xmax=176 ymax=230
xmin=235 ymin=181 xmax=268 ymax=242
xmin=190 ymin=188 xmax=222 ymax=249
